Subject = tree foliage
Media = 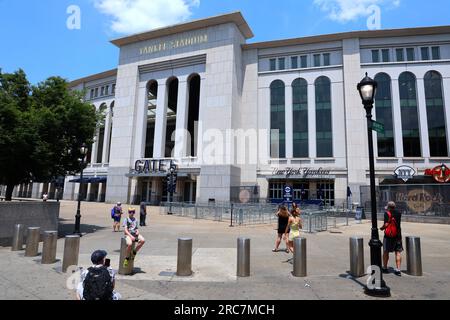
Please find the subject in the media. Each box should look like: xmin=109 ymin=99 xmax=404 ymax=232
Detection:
xmin=0 ymin=69 xmax=98 ymax=200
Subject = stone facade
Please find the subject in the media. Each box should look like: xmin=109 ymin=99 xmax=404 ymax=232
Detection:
xmin=6 ymin=12 xmax=450 ymax=209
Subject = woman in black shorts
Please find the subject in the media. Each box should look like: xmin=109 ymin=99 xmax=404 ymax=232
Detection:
xmin=273 ymin=205 xmax=290 ymax=253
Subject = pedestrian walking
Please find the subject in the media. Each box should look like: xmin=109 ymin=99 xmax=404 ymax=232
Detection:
xmin=111 ymin=202 xmax=123 ymax=232
xmin=285 ymin=204 xmax=302 ymax=254
xmin=140 ymin=201 xmax=147 ymax=226
xmin=380 ymin=201 xmax=403 ymax=276
xmin=273 ymin=205 xmax=290 ymax=253
xmin=122 ymin=208 xmax=146 ymax=268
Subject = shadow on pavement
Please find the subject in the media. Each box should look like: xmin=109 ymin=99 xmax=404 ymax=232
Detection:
xmin=58 ymin=218 xmax=107 ymax=238
xmin=339 ymin=272 xmax=367 ymax=288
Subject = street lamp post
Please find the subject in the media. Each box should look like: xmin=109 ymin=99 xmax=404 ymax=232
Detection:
xmin=357 ymin=73 xmax=390 ymax=297
xmin=74 ymin=144 xmax=88 ymax=236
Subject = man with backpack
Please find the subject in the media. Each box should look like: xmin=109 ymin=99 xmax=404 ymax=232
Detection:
xmin=76 ymin=250 xmax=121 ymax=300
xmin=380 ymin=201 xmax=403 ymax=276
xmin=111 ymin=202 xmax=123 ymax=232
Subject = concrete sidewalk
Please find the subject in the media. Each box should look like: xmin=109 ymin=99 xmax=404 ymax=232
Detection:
xmin=0 ymin=200 xmax=449 ymax=300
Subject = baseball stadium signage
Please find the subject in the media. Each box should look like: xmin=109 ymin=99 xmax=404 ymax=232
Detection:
xmin=134 ymin=159 xmax=177 ymax=174
xmin=272 ymin=167 xmax=331 ymax=178
xmin=394 ymin=166 xmax=416 ymax=182
xmin=139 ymin=33 xmax=208 ymax=55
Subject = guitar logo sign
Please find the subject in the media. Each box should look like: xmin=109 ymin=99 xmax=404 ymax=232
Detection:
xmin=425 ymin=164 xmax=450 ymax=183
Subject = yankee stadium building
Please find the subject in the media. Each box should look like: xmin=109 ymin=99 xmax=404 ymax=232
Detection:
xmin=6 ymin=12 xmax=450 ymax=215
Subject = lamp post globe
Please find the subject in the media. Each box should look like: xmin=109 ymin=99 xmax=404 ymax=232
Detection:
xmin=357 ymin=73 xmax=390 ymax=297
xmin=74 ymin=144 xmax=88 ymax=236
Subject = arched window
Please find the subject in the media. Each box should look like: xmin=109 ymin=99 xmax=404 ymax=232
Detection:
xmin=270 ymin=80 xmax=286 ymax=158
xmin=374 ymin=73 xmax=395 ymax=157
xmin=145 ymin=81 xmax=157 ymax=158
xmin=187 ymin=74 xmax=200 ymax=157
xmin=292 ymin=78 xmax=308 ymax=158
xmin=96 ymin=103 xmax=107 ymax=163
xmin=315 ymin=76 xmax=332 ymax=157
xmin=424 ymin=71 xmax=448 ymax=157
xmin=165 ymin=77 xmax=178 ymax=158
xmin=399 ymin=72 xmax=421 ymax=157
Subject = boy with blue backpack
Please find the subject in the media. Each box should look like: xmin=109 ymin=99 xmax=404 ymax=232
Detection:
xmin=111 ymin=202 xmax=123 ymax=232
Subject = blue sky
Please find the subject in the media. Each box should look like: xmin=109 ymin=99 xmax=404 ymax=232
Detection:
xmin=0 ymin=0 xmax=449 ymax=84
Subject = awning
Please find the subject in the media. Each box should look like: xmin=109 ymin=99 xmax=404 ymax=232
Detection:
xmin=69 ymin=177 xmax=107 ymax=183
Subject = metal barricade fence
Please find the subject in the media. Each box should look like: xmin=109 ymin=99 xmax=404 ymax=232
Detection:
xmin=160 ymin=202 xmax=352 ymax=231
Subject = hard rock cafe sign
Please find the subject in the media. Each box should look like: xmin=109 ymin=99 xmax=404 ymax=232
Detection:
xmin=425 ymin=164 xmax=450 ymax=183
xmin=395 ymin=189 xmax=443 ymax=213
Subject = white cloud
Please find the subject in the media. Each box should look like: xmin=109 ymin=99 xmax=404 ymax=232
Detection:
xmin=313 ymin=0 xmax=400 ymax=23
xmin=94 ymin=0 xmax=200 ymax=34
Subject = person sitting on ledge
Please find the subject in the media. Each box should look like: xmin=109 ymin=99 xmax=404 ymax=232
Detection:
xmin=123 ymin=208 xmax=146 ymax=268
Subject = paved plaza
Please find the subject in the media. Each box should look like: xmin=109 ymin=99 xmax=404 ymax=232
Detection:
xmin=0 ymin=201 xmax=449 ymax=300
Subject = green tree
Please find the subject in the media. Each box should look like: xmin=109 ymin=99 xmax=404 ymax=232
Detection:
xmin=0 ymin=69 xmax=98 ymax=201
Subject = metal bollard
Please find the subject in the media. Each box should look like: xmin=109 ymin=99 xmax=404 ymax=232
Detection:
xmin=349 ymin=237 xmax=365 ymax=277
xmin=11 ymin=224 xmax=25 ymax=251
xmin=177 ymin=238 xmax=193 ymax=276
xmin=237 ymin=237 xmax=250 ymax=277
xmin=25 ymin=227 xmax=41 ymax=257
xmin=118 ymin=237 xmax=135 ymax=275
xmin=406 ymin=236 xmax=422 ymax=276
xmin=41 ymin=231 xmax=58 ymax=264
xmin=62 ymin=235 xmax=80 ymax=272
xmin=293 ymin=237 xmax=307 ymax=277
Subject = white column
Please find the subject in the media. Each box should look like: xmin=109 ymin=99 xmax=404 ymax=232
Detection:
xmin=89 ymin=104 xmax=98 ymax=164
xmin=391 ymin=79 xmax=404 ymax=158
xmin=91 ymin=128 xmax=99 ymax=164
xmin=153 ymin=81 xmax=168 ymax=158
xmin=97 ymin=183 xmax=103 ymax=202
xmin=285 ymin=84 xmax=293 ymax=159
xmin=74 ymin=183 xmax=80 ymax=201
xmin=133 ymin=85 xmax=148 ymax=160
xmin=196 ymin=75 xmax=207 ymax=159
xmin=443 ymin=78 xmax=450 ymax=155
xmin=102 ymin=107 xmax=113 ymax=164
xmin=332 ymin=82 xmax=346 ymax=160
xmin=174 ymin=77 xmax=189 ymax=159
xmin=38 ymin=183 xmax=44 ymax=198
xmin=130 ymin=178 xmax=139 ymax=204
xmin=308 ymin=83 xmax=316 ymax=158
xmin=86 ymin=183 xmax=92 ymax=201
xmin=417 ymin=78 xmax=430 ymax=158
xmin=31 ymin=183 xmax=40 ymax=199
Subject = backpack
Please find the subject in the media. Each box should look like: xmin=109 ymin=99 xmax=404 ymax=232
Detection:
xmin=385 ymin=211 xmax=398 ymax=238
xmin=83 ymin=266 xmax=114 ymax=301
xmin=111 ymin=208 xmax=115 ymax=218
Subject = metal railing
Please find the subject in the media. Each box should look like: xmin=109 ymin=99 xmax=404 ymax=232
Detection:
xmin=160 ymin=202 xmax=356 ymax=232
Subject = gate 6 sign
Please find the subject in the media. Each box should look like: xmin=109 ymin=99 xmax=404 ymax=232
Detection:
xmin=394 ymin=166 xmax=416 ymax=182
